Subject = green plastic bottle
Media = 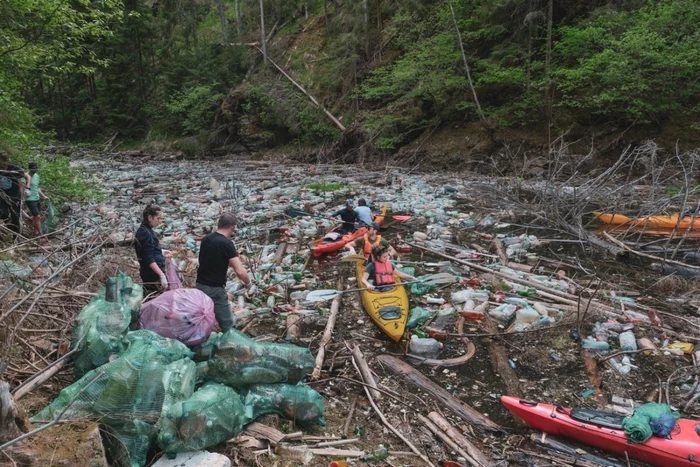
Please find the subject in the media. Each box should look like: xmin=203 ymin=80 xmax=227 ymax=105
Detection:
xmin=364 ymin=445 xmax=389 ymax=461
xmin=517 ymin=287 xmax=537 ymax=297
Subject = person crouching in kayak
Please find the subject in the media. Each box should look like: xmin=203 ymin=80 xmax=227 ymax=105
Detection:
xmin=362 ymin=246 xmax=416 ymax=292
xmin=330 ymin=199 xmax=358 ymax=234
xmin=345 ymin=222 xmax=397 ymax=259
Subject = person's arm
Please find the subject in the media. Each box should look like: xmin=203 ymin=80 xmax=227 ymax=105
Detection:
xmin=23 ymin=172 xmax=30 ymax=186
xmin=38 ymin=188 xmax=47 ymax=200
xmin=395 ymin=269 xmax=416 ymax=281
xmin=344 ymin=242 xmax=357 ymax=254
xmin=387 ymin=244 xmax=397 ymax=258
xmin=139 ymin=229 xmax=166 ymax=286
xmin=229 ymin=256 xmax=252 ymax=287
xmin=361 ymin=271 xmax=375 ymax=291
xmin=329 ymin=209 xmax=342 ymax=218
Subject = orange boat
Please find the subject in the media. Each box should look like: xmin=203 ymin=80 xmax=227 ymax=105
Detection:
xmin=593 ymin=211 xmax=700 ymax=230
xmin=311 ymin=207 xmax=387 ymax=257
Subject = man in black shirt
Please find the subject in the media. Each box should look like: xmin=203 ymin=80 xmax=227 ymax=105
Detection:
xmin=196 ymin=212 xmax=252 ymax=331
xmin=330 ymin=199 xmax=358 ymax=233
xmin=134 ymin=204 xmax=168 ymax=295
xmin=0 ymin=151 xmax=31 ymax=240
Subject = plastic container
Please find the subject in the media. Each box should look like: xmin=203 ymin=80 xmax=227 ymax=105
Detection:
xmin=462 ymin=301 xmax=487 ymax=321
xmin=516 ymin=306 xmax=540 ymax=325
xmin=330 ymin=461 xmax=348 ymax=467
xmin=582 ymin=338 xmax=611 ymax=350
xmin=489 ymin=304 xmax=517 ymax=322
xmin=425 ymin=308 xmax=456 ymax=338
xmin=451 ymin=289 xmax=489 ymax=304
xmin=409 ymin=336 xmax=443 ymax=359
xmin=666 ymin=341 xmax=694 ymax=354
xmin=504 ymin=296 xmax=529 ymax=307
xmin=426 ymin=297 xmax=445 ymax=305
xmin=608 ymin=358 xmax=631 ymax=375
xmin=364 ymin=445 xmax=389 ymax=461
xmin=619 ymin=330 xmax=638 ymax=351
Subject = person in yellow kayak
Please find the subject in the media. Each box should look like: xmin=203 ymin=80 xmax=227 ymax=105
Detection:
xmin=361 ymin=245 xmax=415 ymax=292
xmin=344 ymin=222 xmax=397 ymax=259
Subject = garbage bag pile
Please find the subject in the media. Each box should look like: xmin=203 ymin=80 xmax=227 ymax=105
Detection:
xmin=32 ymin=272 xmax=325 ymax=467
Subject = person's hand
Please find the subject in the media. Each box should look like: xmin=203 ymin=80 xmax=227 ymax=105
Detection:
xmin=23 ymin=189 xmax=31 ymax=198
xmin=367 ymin=284 xmax=376 ymax=291
xmin=163 ymin=249 xmax=173 ymax=259
xmin=159 ymin=274 xmax=169 ymax=290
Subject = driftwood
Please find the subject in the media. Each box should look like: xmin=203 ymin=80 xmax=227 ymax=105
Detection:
xmin=376 ymin=355 xmax=503 ymax=432
xmin=352 ymin=355 xmax=436 ymax=466
xmin=342 ymin=396 xmax=357 ymax=438
xmin=418 ymin=414 xmax=479 ymax=467
xmin=238 ymin=422 xmax=285 ymax=445
xmin=350 ymin=346 xmax=381 ymax=400
xmin=311 ymin=277 xmax=343 ymax=379
xmin=481 ymin=316 xmax=523 ymax=398
xmin=0 ymin=381 xmax=21 ymax=443
xmin=581 ymin=350 xmax=606 ymax=409
xmin=428 ymin=411 xmax=492 ymax=466
xmin=603 ymin=231 xmax=700 ymax=270
xmin=529 ymin=432 xmax=624 ymax=467
xmin=13 ymin=360 xmax=66 ymax=401
xmin=492 ymin=237 xmax=508 ymax=265
xmin=273 ymin=241 xmax=288 ymax=265
xmin=564 ymin=223 xmax=625 ymax=258
xmin=407 ymin=316 xmax=476 ymax=367
xmin=407 ymin=242 xmax=579 ymax=306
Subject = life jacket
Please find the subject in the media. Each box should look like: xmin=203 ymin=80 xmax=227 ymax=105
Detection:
xmin=373 ymin=259 xmax=395 ymax=286
xmin=362 ymin=233 xmax=382 ymax=258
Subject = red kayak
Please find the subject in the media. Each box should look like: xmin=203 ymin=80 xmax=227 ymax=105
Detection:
xmin=311 ymin=207 xmax=386 ymax=257
xmin=501 ymin=395 xmax=700 ymax=466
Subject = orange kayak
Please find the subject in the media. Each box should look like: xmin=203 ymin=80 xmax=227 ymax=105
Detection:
xmin=593 ymin=211 xmax=700 ymax=230
xmin=311 ymin=207 xmax=387 ymax=257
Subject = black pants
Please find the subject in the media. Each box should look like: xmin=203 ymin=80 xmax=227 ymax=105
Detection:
xmin=0 ymin=196 xmax=21 ymax=238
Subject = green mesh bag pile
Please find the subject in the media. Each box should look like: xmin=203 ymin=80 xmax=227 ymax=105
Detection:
xmin=71 ymin=271 xmax=143 ymax=377
xmin=198 ymin=329 xmax=315 ymax=387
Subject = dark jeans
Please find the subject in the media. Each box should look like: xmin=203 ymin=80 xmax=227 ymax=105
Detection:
xmin=0 ymin=196 xmax=21 ymax=238
xmin=196 ymin=282 xmax=234 ymax=331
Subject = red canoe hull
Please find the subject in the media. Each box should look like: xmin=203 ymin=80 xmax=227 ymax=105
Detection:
xmin=501 ymin=395 xmax=700 ymax=467
xmin=311 ymin=208 xmax=387 ymax=257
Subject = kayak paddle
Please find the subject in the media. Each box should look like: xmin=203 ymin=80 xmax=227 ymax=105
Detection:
xmin=305 ymin=273 xmax=458 ymax=302
xmin=284 ymin=207 xmax=328 ymax=220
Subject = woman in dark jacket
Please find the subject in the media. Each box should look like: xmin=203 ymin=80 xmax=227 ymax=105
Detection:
xmin=135 ymin=204 xmax=168 ymax=294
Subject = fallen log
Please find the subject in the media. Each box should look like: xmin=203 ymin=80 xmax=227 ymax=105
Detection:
xmin=418 ymin=414 xmax=479 ymax=467
xmin=312 ymin=277 xmax=343 ymax=379
xmin=603 ymin=231 xmax=699 ymax=269
xmin=563 ymin=223 xmax=625 ymax=258
xmin=350 ymin=346 xmax=381 ymax=400
xmin=481 ymin=315 xmax=523 ymax=398
xmin=530 ymin=432 xmax=624 ymax=467
xmin=427 ymin=411 xmax=492 ymax=466
xmin=492 ymin=237 xmax=508 ymax=265
xmin=13 ymin=360 xmax=67 ymax=401
xmin=376 ymin=355 xmax=503 ymax=432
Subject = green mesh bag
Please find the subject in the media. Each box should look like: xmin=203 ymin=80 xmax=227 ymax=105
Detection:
xmin=101 ymin=418 xmax=157 ymax=467
xmin=32 ymin=331 xmax=193 ymax=467
xmin=406 ymin=307 xmax=433 ymax=329
xmin=41 ymin=200 xmax=59 ymax=234
xmin=199 ymin=329 xmax=315 ymax=388
xmin=157 ymin=382 xmax=248 ymax=453
xmin=409 ymin=274 xmax=439 ymax=296
xmin=243 ymin=383 xmax=325 ymax=426
xmin=71 ymin=272 xmax=144 ymax=377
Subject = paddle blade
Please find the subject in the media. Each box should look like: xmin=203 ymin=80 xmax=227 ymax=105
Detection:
xmin=306 ymin=289 xmax=340 ymax=302
xmin=341 ymin=254 xmax=367 ymax=263
xmin=393 ymin=215 xmax=412 ymax=221
xmin=420 ymin=272 xmax=459 ymax=285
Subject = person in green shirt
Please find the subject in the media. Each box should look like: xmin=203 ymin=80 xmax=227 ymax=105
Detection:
xmin=344 ymin=223 xmax=397 ymax=259
xmin=23 ymin=161 xmax=48 ymax=237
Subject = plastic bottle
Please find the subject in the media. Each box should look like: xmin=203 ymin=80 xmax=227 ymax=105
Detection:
xmin=409 ymin=335 xmax=443 ymax=359
xmin=451 ymin=289 xmax=489 ymax=303
xmin=608 ymin=358 xmax=631 ymax=375
xmin=489 ymin=304 xmax=517 ymax=322
xmin=517 ymin=287 xmax=538 ymax=298
xmin=516 ymin=306 xmax=540 ymax=325
xmin=581 ymin=337 xmax=611 ymax=350
xmin=364 ymin=445 xmax=389 ymax=462
xmin=425 ymin=307 xmax=456 ymax=338
xmin=461 ymin=301 xmax=487 ymax=321
xmin=505 ymin=296 xmax=529 ymax=307
xmin=595 ymin=329 xmax=609 ymax=342
xmin=619 ymin=330 xmax=638 ymax=351
xmin=330 ymin=461 xmax=348 ymax=467
xmin=426 ymin=297 xmax=446 ymax=305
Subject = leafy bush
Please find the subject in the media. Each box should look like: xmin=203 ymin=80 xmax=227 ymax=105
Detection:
xmin=165 ymin=85 xmax=224 ymax=135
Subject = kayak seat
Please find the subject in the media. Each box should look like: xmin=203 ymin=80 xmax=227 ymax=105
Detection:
xmin=570 ymin=407 xmax=625 ymax=430
xmin=379 ymin=306 xmax=402 ymax=320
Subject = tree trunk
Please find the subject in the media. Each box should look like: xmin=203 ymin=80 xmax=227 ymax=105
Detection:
xmin=216 ymin=0 xmax=229 ymax=42
xmin=259 ymin=0 xmax=267 ymax=63
xmin=235 ymin=0 xmax=242 ymax=38
xmin=363 ymin=0 xmax=369 ymax=55
xmin=545 ymin=0 xmax=553 ymax=121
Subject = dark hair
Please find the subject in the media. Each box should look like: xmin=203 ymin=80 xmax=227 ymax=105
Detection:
xmin=372 ymin=245 xmax=387 ymax=259
xmin=142 ymin=204 xmax=161 ymax=224
xmin=218 ymin=212 xmax=237 ymax=229
xmin=28 ymin=161 xmax=38 ymax=170
xmin=358 ymin=198 xmax=367 ymax=206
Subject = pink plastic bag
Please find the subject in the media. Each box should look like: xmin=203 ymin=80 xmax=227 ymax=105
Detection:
xmin=137 ymin=288 xmax=215 ymax=347
xmin=166 ymin=259 xmax=182 ymax=290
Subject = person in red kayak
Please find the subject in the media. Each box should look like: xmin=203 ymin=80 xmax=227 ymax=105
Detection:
xmin=329 ymin=199 xmax=358 ymax=233
xmin=344 ymin=222 xmax=397 ymax=259
xmin=361 ymin=245 xmax=415 ymax=292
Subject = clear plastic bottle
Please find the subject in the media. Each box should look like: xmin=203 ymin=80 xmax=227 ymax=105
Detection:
xmin=619 ymin=330 xmax=637 ymax=351
xmin=582 ymin=337 xmax=611 ymax=350
xmin=409 ymin=335 xmax=443 ymax=359
xmin=608 ymin=358 xmax=631 ymax=375
xmin=489 ymin=304 xmax=517 ymax=322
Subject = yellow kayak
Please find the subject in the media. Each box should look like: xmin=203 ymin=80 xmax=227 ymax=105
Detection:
xmin=355 ymin=261 xmax=409 ymax=342
xmin=593 ymin=211 xmax=700 ymax=230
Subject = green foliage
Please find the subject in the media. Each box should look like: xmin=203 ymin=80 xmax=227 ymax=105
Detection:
xmin=165 ymin=85 xmax=224 ymax=135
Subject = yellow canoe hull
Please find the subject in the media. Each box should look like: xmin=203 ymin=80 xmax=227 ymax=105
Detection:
xmin=593 ymin=211 xmax=700 ymax=230
xmin=355 ymin=261 xmax=409 ymax=343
